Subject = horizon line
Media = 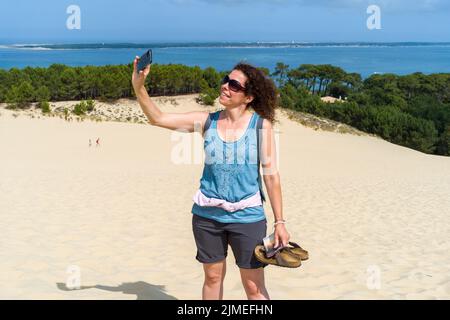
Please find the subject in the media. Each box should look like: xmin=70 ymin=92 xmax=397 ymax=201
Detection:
xmin=2 ymin=41 xmax=450 ymax=49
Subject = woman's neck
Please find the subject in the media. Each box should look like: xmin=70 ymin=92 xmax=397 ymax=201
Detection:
xmin=223 ymin=106 xmax=250 ymax=124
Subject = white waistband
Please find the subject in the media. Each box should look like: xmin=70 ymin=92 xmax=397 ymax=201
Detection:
xmin=193 ymin=189 xmax=262 ymax=212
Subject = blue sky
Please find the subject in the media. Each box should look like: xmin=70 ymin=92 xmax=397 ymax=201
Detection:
xmin=0 ymin=0 xmax=449 ymax=43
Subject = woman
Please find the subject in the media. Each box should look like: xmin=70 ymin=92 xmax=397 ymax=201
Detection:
xmin=132 ymin=58 xmax=290 ymax=300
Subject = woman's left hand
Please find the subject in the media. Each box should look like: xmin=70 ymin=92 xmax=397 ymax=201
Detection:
xmin=274 ymin=224 xmax=290 ymax=248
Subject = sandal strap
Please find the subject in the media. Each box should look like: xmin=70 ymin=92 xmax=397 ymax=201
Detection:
xmin=274 ymin=251 xmax=290 ymax=267
xmin=288 ymin=241 xmax=301 ymax=249
xmin=283 ymin=247 xmax=299 ymax=256
xmin=274 ymin=248 xmax=300 ymax=267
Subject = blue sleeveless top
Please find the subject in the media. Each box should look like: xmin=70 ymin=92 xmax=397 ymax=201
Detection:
xmin=191 ymin=110 xmax=266 ymax=223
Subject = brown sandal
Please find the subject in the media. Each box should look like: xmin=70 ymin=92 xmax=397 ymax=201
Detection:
xmin=254 ymin=245 xmax=302 ymax=268
xmin=286 ymin=242 xmax=309 ymax=261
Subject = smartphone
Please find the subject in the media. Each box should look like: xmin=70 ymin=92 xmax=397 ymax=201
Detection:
xmin=263 ymin=233 xmax=284 ymax=258
xmin=137 ymin=49 xmax=152 ymax=73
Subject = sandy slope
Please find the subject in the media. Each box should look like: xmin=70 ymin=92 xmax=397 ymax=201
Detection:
xmin=1 ymin=96 xmax=449 ymax=300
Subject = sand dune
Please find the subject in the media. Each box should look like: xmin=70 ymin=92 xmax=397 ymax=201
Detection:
xmin=1 ymin=95 xmax=449 ymax=299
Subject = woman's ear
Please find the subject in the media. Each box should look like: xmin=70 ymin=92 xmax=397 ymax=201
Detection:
xmin=245 ymin=95 xmax=254 ymax=104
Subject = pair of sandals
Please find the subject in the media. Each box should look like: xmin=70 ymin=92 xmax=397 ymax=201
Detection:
xmin=254 ymin=241 xmax=309 ymax=268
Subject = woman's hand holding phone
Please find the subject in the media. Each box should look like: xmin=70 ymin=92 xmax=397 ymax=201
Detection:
xmin=132 ymin=55 xmax=151 ymax=92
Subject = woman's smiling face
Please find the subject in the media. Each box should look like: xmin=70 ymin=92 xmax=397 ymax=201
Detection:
xmin=219 ymin=69 xmax=253 ymax=107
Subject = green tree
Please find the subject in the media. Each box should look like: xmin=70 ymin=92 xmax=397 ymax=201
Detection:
xmin=59 ymin=68 xmax=79 ymax=100
xmin=271 ymin=62 xmax=289 ymax=87
xmin=202 ymin=67 xmax=222 ymax=89
xmin=198 ymin=79 xmax=219 ymax=106
xmin=344 ymin=73 xmax=362 ymax=90
xmin=258 ymin=67 xmax=270 ymax=77
xmin=86 ymin=99 xmax=95 ymax=112
xmin=38 ymin=101 xmax=51 ymax=114
xmin=73 ymin=101 xmax=87 ymax=115
xmin=5 ymin=81 xmax=35 ymax=108
xmin=35 ymin=86 xmax=51 ymax=102
xmin=435 ymin=125 xmax=450 ymax=155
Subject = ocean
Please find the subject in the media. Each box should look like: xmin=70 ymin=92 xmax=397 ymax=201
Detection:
xmin=1 ymin=42 xmax=450 ymax=78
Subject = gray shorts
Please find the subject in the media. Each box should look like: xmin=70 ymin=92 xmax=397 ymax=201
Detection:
xmin=192 ymin=214 xmax=268 ymax=269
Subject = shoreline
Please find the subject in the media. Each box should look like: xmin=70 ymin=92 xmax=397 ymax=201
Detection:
xmin=0 ymin=94 xmax=374 ymax=137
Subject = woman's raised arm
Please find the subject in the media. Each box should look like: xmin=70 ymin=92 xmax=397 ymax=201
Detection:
xmin=131 ymin=56 xmax=209 ymax=132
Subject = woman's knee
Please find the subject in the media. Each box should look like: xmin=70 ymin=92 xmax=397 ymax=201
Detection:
xmin=203 ymin=260 xmax=226 ymax=285
xmin=242 ymin=278 xmax=265 ymax=295
xmin=240 ymin=268 xmax=266 ymax=295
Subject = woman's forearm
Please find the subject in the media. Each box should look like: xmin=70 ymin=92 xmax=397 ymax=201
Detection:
xmin=135 ymin=87 xmax=163 ymax=125
xmin=263 ymin=173 xmax=284 ymax=222
xmin=265 ymin=173 xmax=290 ymax=247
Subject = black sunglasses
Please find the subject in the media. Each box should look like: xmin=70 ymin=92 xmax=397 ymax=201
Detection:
xmin=222 ymin=75 xmax=246 ymax=92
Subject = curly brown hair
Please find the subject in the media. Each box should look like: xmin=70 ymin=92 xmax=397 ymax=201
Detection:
xmin=233 ymin=62 xmax=278 ymax=124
